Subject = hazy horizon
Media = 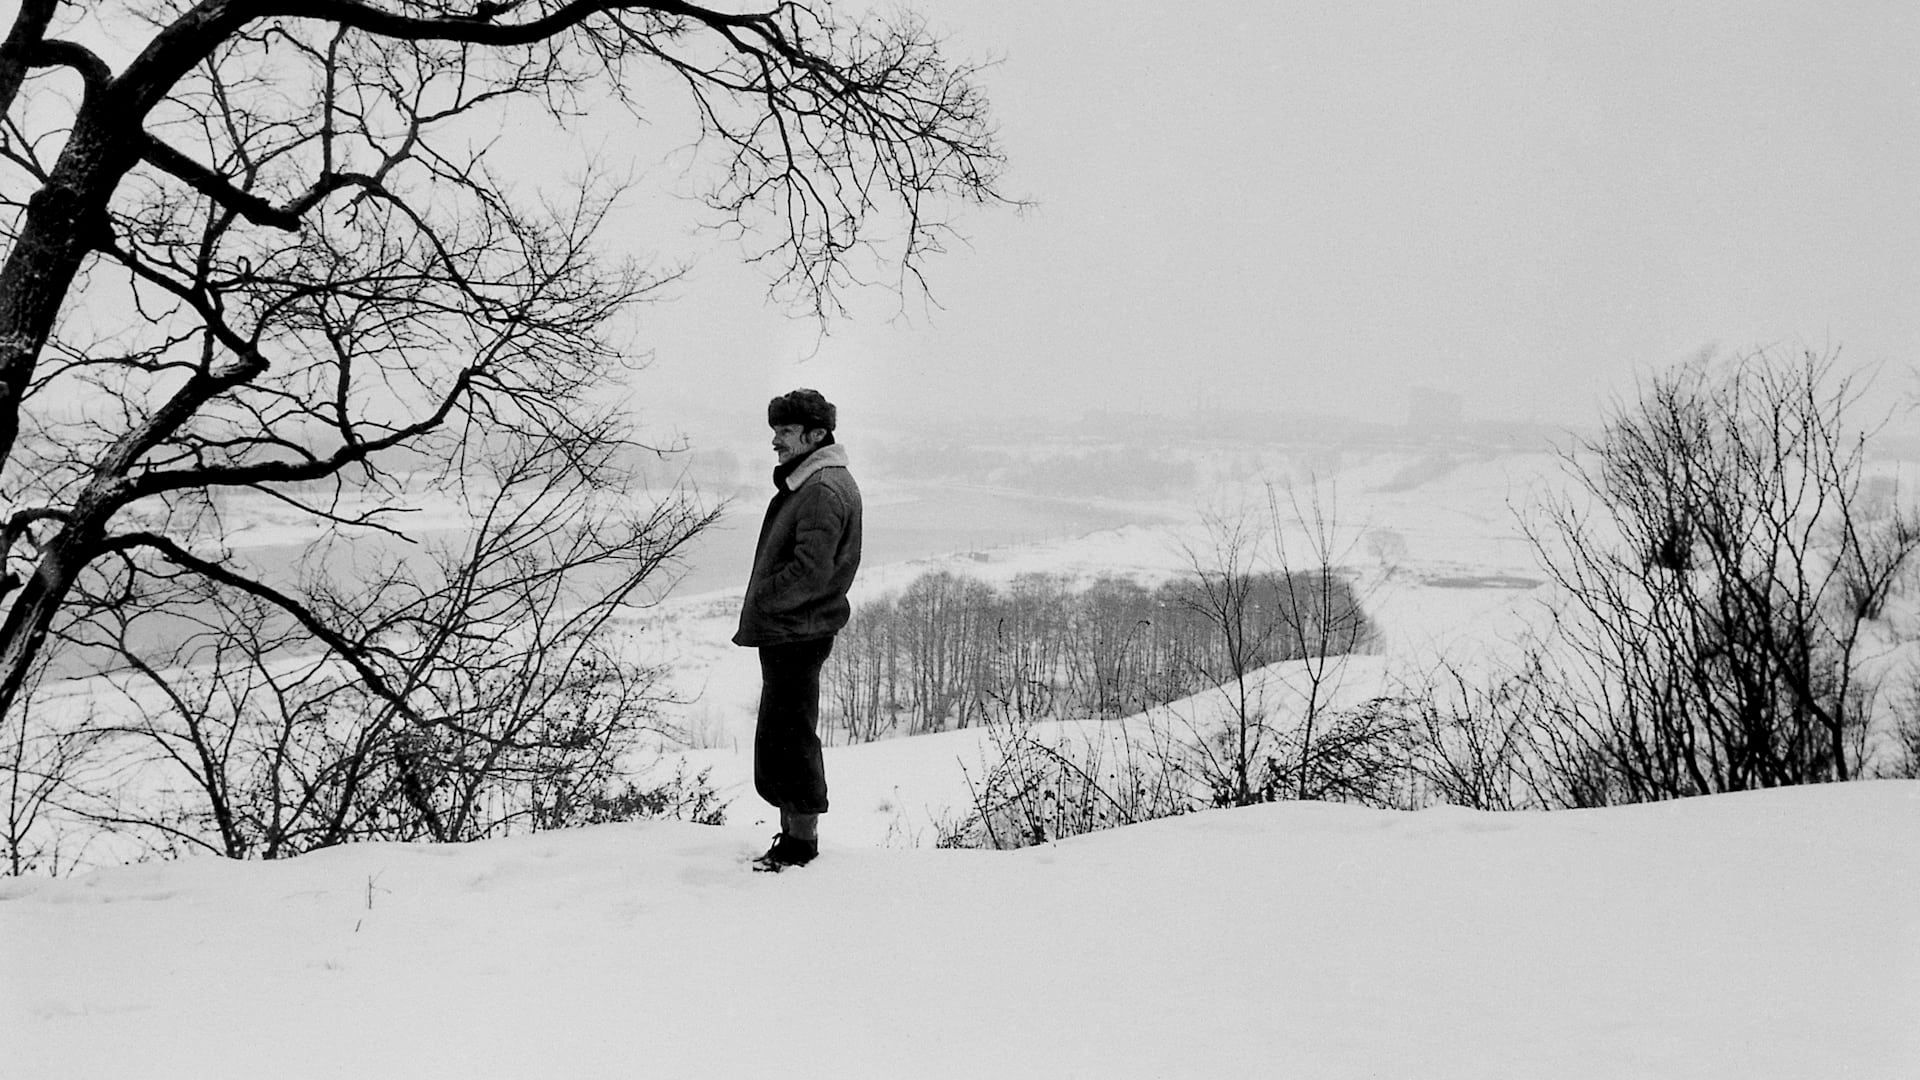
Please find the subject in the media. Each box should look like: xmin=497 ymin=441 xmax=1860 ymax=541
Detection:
xmin=592 ymin=0 xmax=1918 ymax=450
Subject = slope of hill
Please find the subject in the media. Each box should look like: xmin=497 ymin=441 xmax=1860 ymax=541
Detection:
xmin=5 ymin=781 xmax=1916 ymax=1079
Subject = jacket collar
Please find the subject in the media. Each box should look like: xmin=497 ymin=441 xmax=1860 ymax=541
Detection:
xmin=777 ymin=441 xmax=849 ymax=492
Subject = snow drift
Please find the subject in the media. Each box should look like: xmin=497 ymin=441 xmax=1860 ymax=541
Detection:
xmin=5 ymin=781 xmax=1916 ymax=1079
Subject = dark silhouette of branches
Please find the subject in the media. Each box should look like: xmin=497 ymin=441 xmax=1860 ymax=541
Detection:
xmin=1520 ymin=348 xmax=1919 ymax=799
xmin=63 ymin=431 xmax=722 ymax=858
xmin=0 ymin=0 xmax=1001 ymax=866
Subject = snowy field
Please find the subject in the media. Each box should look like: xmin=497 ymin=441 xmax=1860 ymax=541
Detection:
xmin=4 ymin=783 xmax=1915 ymax=1078
xmin=645 ymin=447 xmax=1583 ymax=846
xmin=4 ymin=445 xmax=1919 ymax=1078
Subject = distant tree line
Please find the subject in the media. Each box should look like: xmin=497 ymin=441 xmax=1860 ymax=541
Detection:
xmin=824 ymin=568 xmax=1376 ymax=743
xmin=937 ymin=348 xmax=1920 ymax=849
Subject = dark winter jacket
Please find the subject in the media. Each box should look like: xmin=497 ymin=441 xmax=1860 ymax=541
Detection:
xmin=733 ymin=443 xmax=863 ymax=647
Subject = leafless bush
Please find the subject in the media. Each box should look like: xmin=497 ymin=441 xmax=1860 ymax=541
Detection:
xmin=1880 ymin=663 xmax=1920 ymax=780
xmin=1521 ymin=348 xmax=1919 ymax=798
xmin=939 ymin=712 xmax=1189 ymax=850
xmin=1263 ymin=697 xmax=1416 ymax=808
xmin=0 ymin=676 xmax=92 ymax=875
xmin=1163 ymin=483 xmax=1380 ymax=807
xmin=541 ymin=762 xmax=728 ymax=829
xmin=1398 ymin=670 xmax=1536 ymax=811
xmin=938 ymin=687 xmax=1420 ymax=851
xmin=52 ymin=435 xmax=722 ymax=862
xmin=1390 ymin=654 xmax=1623 ymax=810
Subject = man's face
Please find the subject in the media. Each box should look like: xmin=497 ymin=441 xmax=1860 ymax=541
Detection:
xmin=771 ymin=423 xmax=822 ymax=464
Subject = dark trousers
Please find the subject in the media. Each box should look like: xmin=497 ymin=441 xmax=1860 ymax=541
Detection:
xmin=753 ymin=637 xmax=834 ymax=815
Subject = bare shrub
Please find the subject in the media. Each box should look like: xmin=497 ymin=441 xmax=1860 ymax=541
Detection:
xmin=1879 ymin=662 xmax=1920 ymax=780
xmin=1267 ymin=697 xmax=1416 ymax=808
xmin=55 ymin=436 xmax=721 ymax=861
xmin=0 ymin=677 xmax=92 ymax=875
xmin=1392 ymin=655 xmax=1614 ymax=810
xmin=939 ymin=686 xmax=1418 ymax=852
xmin=939 ymin=713 xmax=1189 ymax=850
xmin=542 ymin=763 xmax=728 ymax=829
xmin=1162 ymin=483 xmax=1380 ymax=807
xmin=1521 ymin=348 xmax=1920 ymax=798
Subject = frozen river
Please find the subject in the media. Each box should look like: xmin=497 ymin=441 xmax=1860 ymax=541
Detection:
xmin=665 ymin=483 xmax=1166 ymax=599
xmin=44 ymin=485 xmax=1170 ymax=681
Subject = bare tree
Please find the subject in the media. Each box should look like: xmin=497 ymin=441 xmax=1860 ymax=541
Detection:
xmin=983 ymin=572 xmax=1071 ymax=723
xmin=1261 ymin=480 xmax=1380 ymax=800
xmin=1 ymin=665 xmax=91 ymax=873
xmin=0 ymin=0 xmax=1002 ymax=863
xmin=1523 ymin=348 xmax=1920 ymax=799
xmin=829 ymin=571 xmax=1152 ymax=743
xmin=1166 ymin=485 xmax=1382 ymax=808
xmin=1884 ymin=667 xmax=1920 ymax=780
xmin=60 ymin=430 xmax=719 ymax=859
xmin=1064 ymin=575 xmax=1160 ymax=719
xmin=895 ymin=570 xmax=995 ymax=732
xmin=0 ymin=0 xmax=1002 ymax=717
xmin=1170 ymin=508 xmax=1279 ymax=806
xmin=826 ymin=593 xmax=897 ymax=744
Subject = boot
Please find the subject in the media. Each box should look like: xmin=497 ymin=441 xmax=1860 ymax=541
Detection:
xmin=777 ymin=811 xmax=818 ymax=866
xmin=751 ymin=812 xmax=818 ymax=871
xmin=787 ymin=811 xmax=818 ymax=846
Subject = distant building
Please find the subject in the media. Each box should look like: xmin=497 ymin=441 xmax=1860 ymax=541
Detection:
xmin=1404 ymin=386 xmax=1464 ymax=430
xmin=1861 ymin=474 xmax=1897 ymax=521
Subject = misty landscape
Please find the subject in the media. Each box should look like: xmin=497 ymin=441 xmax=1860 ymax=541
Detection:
xmin=4 ymin=0 xmax=1918 ymax=1078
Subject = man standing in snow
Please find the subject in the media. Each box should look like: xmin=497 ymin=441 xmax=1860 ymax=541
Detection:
xmin=734 ymin=389 xmax=863 ymax=871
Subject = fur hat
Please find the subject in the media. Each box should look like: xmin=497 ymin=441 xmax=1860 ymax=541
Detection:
xmin=767 ymin=388 xmax=837 ymax=432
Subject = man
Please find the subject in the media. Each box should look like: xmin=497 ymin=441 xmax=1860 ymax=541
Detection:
xmin=734 ymin=388 xmax=863 ymax=871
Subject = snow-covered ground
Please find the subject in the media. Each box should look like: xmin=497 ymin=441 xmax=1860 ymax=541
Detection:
xmin=645 ymin=448 xmax=1569 ymax=842
xmin=4 ymin=782 xmax=1915 ymax=1078
xmin=5 ymin=445 xmax=1918 ymax=1078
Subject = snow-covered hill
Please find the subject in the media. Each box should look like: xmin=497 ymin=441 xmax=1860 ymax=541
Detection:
xmin=8 ymin=444 xmax=1918 ymax=1078
xmin=5 ymin=781 xmax=1915 ymax=1079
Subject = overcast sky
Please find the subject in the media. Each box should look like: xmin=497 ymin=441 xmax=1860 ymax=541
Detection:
xmin=622 ymin=0 xmax=1919 ymax=439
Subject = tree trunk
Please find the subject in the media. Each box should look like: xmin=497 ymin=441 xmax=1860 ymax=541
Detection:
xmin=0 ymin=520 xmax=97 ymax=720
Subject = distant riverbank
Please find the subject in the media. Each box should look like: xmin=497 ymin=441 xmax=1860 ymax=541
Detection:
xmin=662 ymin=483 xmax=1177 ymax=599
xmin=43 ymin=485 xmax=1176 ymax=683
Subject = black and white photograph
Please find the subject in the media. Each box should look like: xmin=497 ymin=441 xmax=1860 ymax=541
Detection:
xmin=2 ymin=1 xmax=1916 ymax=1076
